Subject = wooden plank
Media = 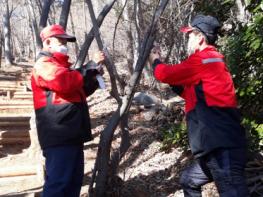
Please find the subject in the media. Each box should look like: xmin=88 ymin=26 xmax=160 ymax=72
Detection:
xmin=0 ymin=137 xmax=30 ymax=144
xmin=0 ymin=165 xmax=37 ymax=178
xmin=0 ymin=130 xmax=29 ymax=138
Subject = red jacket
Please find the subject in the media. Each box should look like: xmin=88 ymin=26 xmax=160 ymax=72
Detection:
xmin=152 ymin=46 xmax=246 ymax=157
xmin=32 ymin=52 xmax=85 ymax=109
xmin=31 ymin=52 xmax=96 ymax=149
xmin=154 ymin=46 xmax=237 ymax=113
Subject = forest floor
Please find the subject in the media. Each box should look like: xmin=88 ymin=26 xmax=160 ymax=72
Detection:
xmin=0 ymin=62 xmax=260 ymax=197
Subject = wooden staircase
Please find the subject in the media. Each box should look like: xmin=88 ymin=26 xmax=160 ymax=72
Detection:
xmin=0 ymin=66 xmax=44 ymax=196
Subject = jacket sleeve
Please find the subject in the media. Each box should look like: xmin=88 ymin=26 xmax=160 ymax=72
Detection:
xmin=82 ymin=69 xmax=99 ymax=97
xmin=75 ymin=61 xmax=100 ymax=97
xmin=34 ymin=57 xmax=83 ymax=94
xmin=152 ymin=55 xmax=206 ymax=86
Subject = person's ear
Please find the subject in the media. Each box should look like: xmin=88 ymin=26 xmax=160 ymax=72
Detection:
xmin=45 ymin=39 xmax=51 ymax=46
xmin=198 ymin=34 xmax=205 ymax=45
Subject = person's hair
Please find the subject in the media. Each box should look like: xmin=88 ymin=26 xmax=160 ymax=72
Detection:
xmin=193 ymin=29 xmax=217 ymax=45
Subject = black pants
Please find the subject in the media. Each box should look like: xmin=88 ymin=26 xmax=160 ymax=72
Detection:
xmin=179 ymin=148 xmax=249 ymax=197
xmin=42 ymin=144 xmax=84 ymax=197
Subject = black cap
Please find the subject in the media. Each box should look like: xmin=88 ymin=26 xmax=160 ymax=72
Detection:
xmin=191 ymin=15 xmax=220 ymax=35
xmin=181 ymin=15 xmax=221 ymax=44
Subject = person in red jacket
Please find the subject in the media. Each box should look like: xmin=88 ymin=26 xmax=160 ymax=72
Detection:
xmin=149 ymin=15 xmax=248 ymax=197
xmin=31 ymin=24 xmax=105 ymax=197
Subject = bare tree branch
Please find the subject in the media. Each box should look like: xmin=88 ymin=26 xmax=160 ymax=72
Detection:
xmin=74 ymin=0 xmax=117 ymax=69
xmin=59 ymin=0 xmax=71 ymax=29
xmin=86 ymin=0 xmax=123 ymax=102
xmin=90 ymin=1 xmax=170 ymax=196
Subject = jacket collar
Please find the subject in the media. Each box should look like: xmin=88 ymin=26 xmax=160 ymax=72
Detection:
xmin=38 ymin=51 xmax=71 ymax=68
xmin=52 ymin=52 xmax=71 ymax=67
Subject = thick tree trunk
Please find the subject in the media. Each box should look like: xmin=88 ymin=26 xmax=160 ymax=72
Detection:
xmin=89 ymin=1 xmax=170 ymax=196
xmin=3 ymin=0 xmax=13 ymax=66
xmin=59 ymin=0 xmax=71 ymax=29
xmin=39 ymin=0 xmax=53 ymax=30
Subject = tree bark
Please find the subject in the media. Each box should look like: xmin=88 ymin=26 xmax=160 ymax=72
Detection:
xmin=86 ymin=0 xmax=122 ymax=102
xmin=235 ymin=0 xmax=250 ymax=23
xmin=74 ymin=0 xmax=117 ymax=70
xmin=90 ymin=1 xmax=170 ymax=196
xmin=3 ymin=0 xmax=13 ymax=66
xmin=110 ymin=112 xmax=131 ymax=176
xmin=26 ymin=0 xmax=42 ymax=54
xmin=39 ymin=0 xmax=53 ymax=30
xmin=59 ymin=0 xmax=71 ymax=29
xmin=0 ymin=29 xmax=3 ymax=67
xmin=69 ymin=10 xmax=79 ymax=56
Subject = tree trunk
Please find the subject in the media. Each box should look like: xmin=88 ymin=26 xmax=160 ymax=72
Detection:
xmin=89 ymin=1 xmax=170 ymax=196
xmin=74 ymin=0 xmax=117 ymax=70
xmin=59 ymin=0 xmax=71 ymax=29
xmin=3 ymin=0 xmax=13 ymax=66
xmin=109 ymin=112 xmax=131 ymax=176
xmin=29 ymin=23 xmax=37 ymax=60
xmin=0 ymin=29 xmax=3 ymax=67
xmin=39 ymin=0 xmax=53 ymax=30
xmin=119 ymin=0 xmax=134 ymax=74
xmin=26 ymin=0 xmax=42 ymax=52
xmin=235 ymin=0 xmax=250 ymax=23
xmin=86 ymin=0 xmax=124 ymax=102
xmin=69 ymin=10 xmax=79 ymax=56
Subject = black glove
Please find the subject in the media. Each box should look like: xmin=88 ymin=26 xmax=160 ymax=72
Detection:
xmin=170 ymin=85 xmax=184 ymax=96
xmin=76 ymin=61 xmax=100 ymax=96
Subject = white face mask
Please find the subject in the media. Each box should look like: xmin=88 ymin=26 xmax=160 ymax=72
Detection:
xmin=187 ymin=33 xmax=201 ymax=56
xmin=51 ymin=45 xmax=68 ymax=55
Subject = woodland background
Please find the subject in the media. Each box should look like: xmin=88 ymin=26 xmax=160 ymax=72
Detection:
xmin=0 ymin=0 xmax=262 ymax=196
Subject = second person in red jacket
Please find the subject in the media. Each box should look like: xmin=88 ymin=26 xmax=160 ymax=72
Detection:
xmin=149 ymin=15 xmax=248 ymax=197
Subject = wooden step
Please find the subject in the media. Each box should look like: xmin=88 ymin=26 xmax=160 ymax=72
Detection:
xmin=0 ymin=116 xmax=30 ymax=129
xmin=0 ymin=86 xmax=26 ymax=91
xmin=0 ymin=104 xmax=33 ymax=108
xmin=0 ymin=109 xmax=33 ymax=115
xmin=0 ymin=101 xmax=33 ymax=106
xmin=0 ymin=137 xmax=30 ymax=144
xmin=0 ymin=130 xmax=29 ymax=138
xmin=12 ymin=95 xmax=33 ymax=100
xmin=0 ymin=115 xmax=30 ymax=122
xmin=0 ymin=121 xmax=29 ymax=128
xmin=0 ymin=116 xmax=30 ymax=146
xmin=0 ymin=75 xmax=17 ymax=81
xmin=13 ymin=91 xmax=32 ymax=96
xmin=0 ymin=165 xmax=39 ymax=178
xmin=0 ymin=102 xmax=33 ymax=114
